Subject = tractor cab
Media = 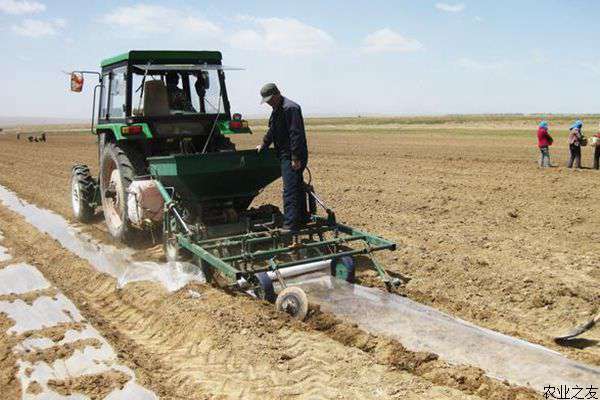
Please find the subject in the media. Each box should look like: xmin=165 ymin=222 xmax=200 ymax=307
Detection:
xmin=72 ymin=50 xmax=250 ymax=155
xmin=70 ymin=50 xmax=279 ymax=242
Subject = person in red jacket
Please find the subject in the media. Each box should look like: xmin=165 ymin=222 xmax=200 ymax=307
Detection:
xmin=537 ymin=121 xmax=553 ymax=167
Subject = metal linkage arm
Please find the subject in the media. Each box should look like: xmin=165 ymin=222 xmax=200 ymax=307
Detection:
xmin=313 ymin=216 xmax=396 ymax=250
xmin=178 ymin=235 xmax=240 ymax=280
xmin=220 ymin=234 xmax=373 ymax=263
xmin=154 ymin=179 xmax=192 ymax=235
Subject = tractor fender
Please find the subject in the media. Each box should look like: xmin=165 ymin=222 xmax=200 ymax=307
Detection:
xmin=97 ymin=130 xmax=115 ymax=145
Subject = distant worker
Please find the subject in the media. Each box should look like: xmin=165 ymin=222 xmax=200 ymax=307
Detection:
xmin=537 ymin=121 xmax=553 ymax=167
xmin=567 ymin=120 xmax=584 ymax=169
xmin=256 ymin=83 xmax=309 ymax=234
xmin=165 ymin=72 xmax=195 ymax=112
xmin=592 ymin=123 xmax=600 ymax=169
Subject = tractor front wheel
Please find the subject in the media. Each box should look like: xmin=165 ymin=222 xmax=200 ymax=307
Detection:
xmin=71 ymin=164 xmax=96 ymax=223
xmin=99 ymin=142 xmax=144 ymax=243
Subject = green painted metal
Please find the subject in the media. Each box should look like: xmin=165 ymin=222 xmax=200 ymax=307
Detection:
xmin=199 ymin=226 xmax=332 ymax=250
xmin=152 ymin=170 xmax=396 ymax=285
xmin=217 ymin=120 xmax=252 ymax=135
xmin=333 ymin=259 xmax=352 ymax=281
xmin=121 ymin=125 xmax=397 ymax=289
xmin=147 ymin=149 xmax=281 ymax=203
xmin=101 ymin=50 xmax=223 ymax=68
xmin=178 ymin=235 xmax=239 ymax=280
xmin=95 ymin=123 xmax=152 ymax=139
xmin=95 ymin=121 xmax=249 ymax=140
xmin=220 ymin=235 xmax=372 ymax=263
xmin=171 ymin=221 xmax=395 ymax=284
xmin=136 ymin=123 xmax=153 ymax=138
xmin=328 ymin=218 xmax=396 ymax=250
xmin=154 ymin=178 xmax=173 ymax=205
xmin=96 ymin=120 xmax=249 ymax=138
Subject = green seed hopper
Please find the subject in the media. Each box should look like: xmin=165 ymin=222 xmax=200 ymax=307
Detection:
xmin=147 ymin=149 xmax=281 ymax=204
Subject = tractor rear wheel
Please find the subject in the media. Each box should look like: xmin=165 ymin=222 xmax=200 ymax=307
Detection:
xmin=71 ymin=164 xmax=96 ymax=223
xmin=99 ymin=142 xmax=145 ymax=243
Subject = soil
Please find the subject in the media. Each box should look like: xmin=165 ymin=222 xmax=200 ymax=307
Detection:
xmin=26 ymin=380 xmax=42 ymax=395
xmin=0 ymin=288 xmax=59 ymax=305
xmin=0 ymin=194 xmax=532 ymax=399
xmin=47 ymin=369 xmax=130 ymax=399
xmin=20 ymin=322 xmax=87 ymax=343
xmin=18 ymin=337 xmax=103 ymax=364
xmin=0 ymin=312 xmax=20 ymax=400
xmin=0 ymin=119 xmax=597 ymax=397
xmin=304 ymin=307 xmax=535 ymax=399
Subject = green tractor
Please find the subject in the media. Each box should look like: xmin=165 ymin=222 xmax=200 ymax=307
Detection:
xmin=70 ymin=50 xmax=399 ymax=319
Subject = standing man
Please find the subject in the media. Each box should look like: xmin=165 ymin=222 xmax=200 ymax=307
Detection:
xmin=256 ymin=83 xmax=309 ymax=233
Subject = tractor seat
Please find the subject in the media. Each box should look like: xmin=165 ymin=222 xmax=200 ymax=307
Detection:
xmin=143 ymin=80 xmax=170 ymax=117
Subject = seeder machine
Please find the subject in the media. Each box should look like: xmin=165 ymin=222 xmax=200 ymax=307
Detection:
xmin=69 ymin=50 xmax=399 ymax=319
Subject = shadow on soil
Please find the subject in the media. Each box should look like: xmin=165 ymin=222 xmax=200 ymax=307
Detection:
xmin=555 ymin=338 xmax=599 ymax=350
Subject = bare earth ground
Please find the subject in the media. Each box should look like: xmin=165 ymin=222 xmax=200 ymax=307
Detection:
xmin=0 ymin=115 xmax=598 ymax=397
xmin=0 ymin=203 xmax=531 ymax=399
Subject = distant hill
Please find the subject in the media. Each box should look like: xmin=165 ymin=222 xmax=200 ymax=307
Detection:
xmin=0 ymin=116 xmax=87 ymax=128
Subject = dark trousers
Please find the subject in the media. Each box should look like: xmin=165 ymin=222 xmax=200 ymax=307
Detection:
xmin=594 ymin=146 xmax=600 ymax=170
xmin=539 ymin=146 xmax=550 ymax=167
xmin=568 ymin=144 xmax=582 ymax=168
xmin=281 ymin=158 xmax=308 ymax=232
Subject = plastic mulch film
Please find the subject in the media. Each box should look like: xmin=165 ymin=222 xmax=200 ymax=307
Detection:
xmin=290 ymin=273 xmax=600 ymax=392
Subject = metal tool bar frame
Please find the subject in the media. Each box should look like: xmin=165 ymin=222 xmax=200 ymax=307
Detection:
xmin=154 ymin=178 xmax=397 ymax=285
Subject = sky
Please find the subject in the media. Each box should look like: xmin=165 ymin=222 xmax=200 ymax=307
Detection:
xmin=1 ymin=0 xmax=600 ymax=119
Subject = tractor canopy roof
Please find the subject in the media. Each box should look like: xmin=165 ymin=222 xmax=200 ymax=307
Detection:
xmin=101 ymin=50 xmax=223 ymax=68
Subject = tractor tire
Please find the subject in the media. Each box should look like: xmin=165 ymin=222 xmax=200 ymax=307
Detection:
xmin=71 ymin=164 xmax=96 ymax=223
xmin=99 ymin=141 xmax=145 ymax=243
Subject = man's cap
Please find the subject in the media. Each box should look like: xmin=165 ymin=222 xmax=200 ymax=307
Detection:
xmin=260 ymin=83 xmax=280 ymax=104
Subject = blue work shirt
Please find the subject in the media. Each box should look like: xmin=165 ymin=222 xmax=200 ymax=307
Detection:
xmin=262 ymin=97 xmax=308 ymax=161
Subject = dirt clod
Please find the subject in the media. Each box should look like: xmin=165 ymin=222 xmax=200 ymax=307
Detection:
xmin=0 ymin=312 xmax=21 ymax=400
xmin=47 ymin=369 xmax=130 ymax=399
xmin=19 ymin=338 xmax=103 ymax=365
xmin=26 ymin=381 xmax=43 ymax=395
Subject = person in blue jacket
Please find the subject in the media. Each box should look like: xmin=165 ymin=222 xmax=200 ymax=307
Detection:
xmin=257 ymin=83 xmax=309 ymax=233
